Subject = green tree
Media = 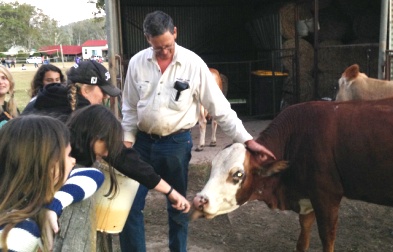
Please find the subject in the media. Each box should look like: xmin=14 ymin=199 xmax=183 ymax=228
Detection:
xmin=64 ymin=19 xmax=106 ymax=45
xmin=0 ymin=1 xmax=106 ymax=53
xmin=0 ymin=2 xmax=60 ymax=51
xmin=0 ymin=2 xmax=35 ymax=51
xmin=94 ymin=0 xmax=105 ymax=16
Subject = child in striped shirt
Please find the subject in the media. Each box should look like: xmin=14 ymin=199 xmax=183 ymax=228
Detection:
xmin=0 ymin=115 xmax=104 ymax=252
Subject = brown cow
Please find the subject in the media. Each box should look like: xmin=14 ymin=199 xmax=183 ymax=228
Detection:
xmin=196 ymin=68 xmax=227 ymax=151
xmin=336 ymin=64 xmax=393 ymax=101
xmin=192 ymin=98 xmax=393 ymax=252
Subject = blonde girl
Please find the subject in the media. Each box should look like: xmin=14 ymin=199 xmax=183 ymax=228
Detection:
xmin=0 ymin=65 xmax=18 ymax=127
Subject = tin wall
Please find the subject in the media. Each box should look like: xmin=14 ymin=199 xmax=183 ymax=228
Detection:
xmin=118 ymin=1 xmax=273 ymax=62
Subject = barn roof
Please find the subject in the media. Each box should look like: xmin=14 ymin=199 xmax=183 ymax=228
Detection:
xmin=39 ymin=45 xmax=82 ymax=55
xmin=82 ymin=40 xmax=108 ymax=47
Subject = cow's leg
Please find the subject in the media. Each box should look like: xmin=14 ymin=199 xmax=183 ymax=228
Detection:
xmin=196 ymin=106 xmax=207 ymax=151
xmin=296 ymin=211 xmax=315 ymax=252
xmin=313 ymin=196 xmax=341 ymax=252
xmin=209 ymin=119 xmax=218 ymax=147
xmin=316 ymin=207 xmax=339 ymax=252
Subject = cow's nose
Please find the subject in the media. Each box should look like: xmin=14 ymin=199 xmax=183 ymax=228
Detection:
xmin=193 ymin=194 xmax=208 ymax=210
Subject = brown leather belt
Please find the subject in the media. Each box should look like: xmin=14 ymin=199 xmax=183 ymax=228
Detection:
xmin=139 ymin=128 xmax=191 ymax=140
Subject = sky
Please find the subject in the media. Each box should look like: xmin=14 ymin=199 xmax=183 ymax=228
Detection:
xmin=3 ymin=0 xmax=101 ymax=25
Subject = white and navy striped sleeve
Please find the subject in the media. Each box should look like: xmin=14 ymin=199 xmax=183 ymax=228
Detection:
xmin=46 ymin=168 xmax=104 ymax=216
xmin=0 ymin=219 xmax=41 ymax=252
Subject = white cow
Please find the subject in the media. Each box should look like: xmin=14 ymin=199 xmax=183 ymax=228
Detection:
xmin=196 ymin=68 xmax=227 ymax=151
xmin=335 ymin=64 xmax=393 ymax=101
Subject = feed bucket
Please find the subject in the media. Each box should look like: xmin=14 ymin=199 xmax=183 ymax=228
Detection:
xmin=95 ymin=167 xmax=139 ymax=233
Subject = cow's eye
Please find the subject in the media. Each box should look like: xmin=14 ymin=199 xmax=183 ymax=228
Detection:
xmin=232 ymin=170 xmax=244 ymax=184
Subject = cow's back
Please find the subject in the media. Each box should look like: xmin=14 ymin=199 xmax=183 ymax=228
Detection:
xmin=333 ymin=99 xmax=393 ymax=205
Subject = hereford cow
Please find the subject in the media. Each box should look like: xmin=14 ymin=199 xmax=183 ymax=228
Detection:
xmin=336 ymin=64 xmax=393 ymax=101
xmin=196 ymin=68 xmax=228 ymax=151
xmin=192 ymin=98 xmax=393 ymax=252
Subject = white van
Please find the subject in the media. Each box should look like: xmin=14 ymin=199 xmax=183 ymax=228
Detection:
xmin=26 ymin=57 xmax=42 ymax=64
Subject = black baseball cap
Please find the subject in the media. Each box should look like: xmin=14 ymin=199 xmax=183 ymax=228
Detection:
xmin=67 ymin=60 xmax=121 ymax=97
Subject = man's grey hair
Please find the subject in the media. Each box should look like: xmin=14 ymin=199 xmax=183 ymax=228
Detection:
xmin=143 ymin=10 xmax=175 ymax=37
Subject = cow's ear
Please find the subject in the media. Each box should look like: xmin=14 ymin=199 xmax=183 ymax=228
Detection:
xmin=257 ymin=161 xmax=289 ymax=177
xmin=343 ymin=64 xmax=359 ymax=80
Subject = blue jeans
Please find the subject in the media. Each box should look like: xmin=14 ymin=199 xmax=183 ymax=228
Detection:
xmin=119 ymin=130 xmax=192 ymax=252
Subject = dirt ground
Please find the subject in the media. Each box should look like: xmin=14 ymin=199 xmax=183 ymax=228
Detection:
xmin=113 ymin=118 xmax=393 ymax=251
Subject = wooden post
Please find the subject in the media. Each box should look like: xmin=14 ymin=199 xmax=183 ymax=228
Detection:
xmin=96 ymin=232 xmax=113 ymax=252
xmin=52 ymin=161 xmax=116 ymax=252
xmin=52 ymin=197 xmax=97 ymax=251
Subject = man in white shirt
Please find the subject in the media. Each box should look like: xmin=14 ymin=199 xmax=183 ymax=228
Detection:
xmin=120 ymin=10 xmax=274 ymax=252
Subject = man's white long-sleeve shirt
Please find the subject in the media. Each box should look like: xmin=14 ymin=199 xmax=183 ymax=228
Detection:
xmin=121 ymin=43 xmax=252 ymax=144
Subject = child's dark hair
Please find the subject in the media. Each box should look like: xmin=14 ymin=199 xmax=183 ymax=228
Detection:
xmin=30 ymin=64 xmax=65 ymax=98
xmin=66 ymin=104 xmax=123 ymax=196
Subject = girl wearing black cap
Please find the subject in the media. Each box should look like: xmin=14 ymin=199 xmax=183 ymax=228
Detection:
xmin=22 ymin=60 xmax=121 ymax=122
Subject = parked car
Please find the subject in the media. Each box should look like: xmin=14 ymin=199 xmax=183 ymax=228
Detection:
xmin=26 ymin=57 xmax=42 ymax=64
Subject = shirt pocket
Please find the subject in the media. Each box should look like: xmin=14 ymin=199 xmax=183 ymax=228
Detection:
xmin=168 ymin=88 xmax=191 ymax=111
xmin=136 ymin=81 xmax=151 ymax=99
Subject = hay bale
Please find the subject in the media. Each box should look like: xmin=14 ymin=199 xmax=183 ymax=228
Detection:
xmin=298 ymin=72 xmax=315 ymax=102
xmin=282 ymin=72 xmax=314 ymax=103
xmin=319 ymin=44 xmax=378 ymax=77
xmin=318 ymin=40 xmax=343 ymax=72
xmin=280 ymin=2 xmax=313 ymax=39
xmin=317 ymin=71 xmax=341 ymax=99
xmin=282 ymin=38 xmax=314 ymax=74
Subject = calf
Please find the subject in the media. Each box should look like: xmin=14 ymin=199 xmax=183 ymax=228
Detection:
xmin=196 ymin=68 xmax=227 ymax=151
xmin=192 ymin=98 xmax=393 ymax=252
xmin=336 ymin=64 xmax=393 ymax=101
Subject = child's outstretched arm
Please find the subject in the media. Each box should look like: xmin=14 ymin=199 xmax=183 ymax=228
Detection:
xmin=42 ymin=168 xmax=104 ymax=250
xmin=46 ymin=168 xmax=105 ymax=216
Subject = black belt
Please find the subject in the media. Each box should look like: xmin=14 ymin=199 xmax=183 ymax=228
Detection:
xmin=139 ymin=128 xmax=191 ymax=140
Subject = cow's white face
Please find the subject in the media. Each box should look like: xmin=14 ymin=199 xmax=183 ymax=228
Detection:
xmin=336 ymin=75 xmax=356 ymax=101
xmin=192 ymin=143 xmax=247 ymax=219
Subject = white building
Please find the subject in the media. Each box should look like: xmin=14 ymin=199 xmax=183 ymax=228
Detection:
xmin=81 ymin=40 xmax=107 ymax=60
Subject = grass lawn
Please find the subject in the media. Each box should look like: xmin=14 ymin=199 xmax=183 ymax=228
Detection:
xmin=7 ymin=61 xmax=109 ymax=112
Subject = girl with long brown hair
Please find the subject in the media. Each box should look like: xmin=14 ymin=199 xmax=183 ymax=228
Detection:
xmin=0 ymin=115 xmax=104 ymax=251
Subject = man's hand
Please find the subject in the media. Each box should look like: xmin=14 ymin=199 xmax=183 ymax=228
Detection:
xmin=245 ymin=139 xmax=276 ymax=161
